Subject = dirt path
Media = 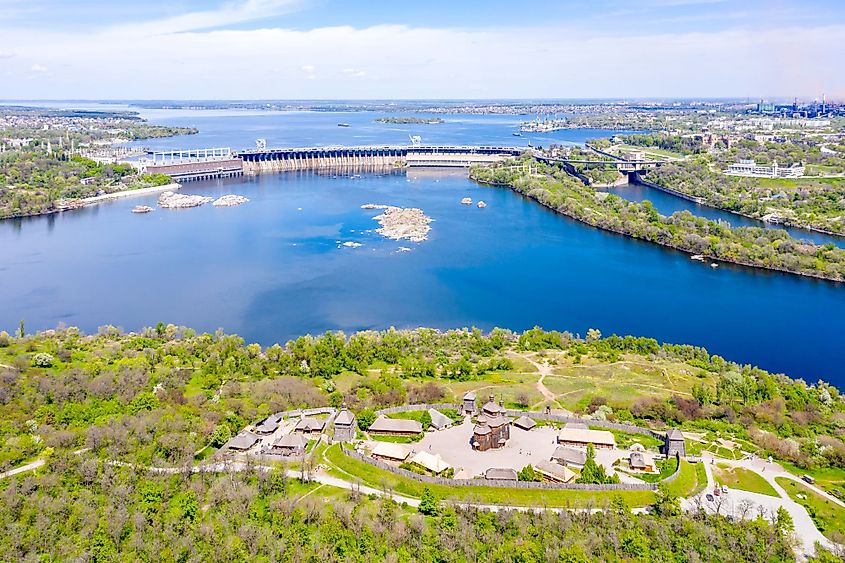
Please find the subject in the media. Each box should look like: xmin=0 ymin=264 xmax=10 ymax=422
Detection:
xmin=520 ymin=354 xmax=556 ymax=403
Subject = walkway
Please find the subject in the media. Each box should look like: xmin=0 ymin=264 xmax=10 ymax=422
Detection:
xmin=681 ymin=454 xmax=837 ymax=557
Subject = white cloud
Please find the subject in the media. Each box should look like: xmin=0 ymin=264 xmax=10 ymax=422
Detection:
xmin=107 ymin=0 xmax=303 ymax=37
xmin=30 ymin=63 xmax=47 ymax=72
xmin=0 ymin=49 xmax=15 ymax=59
xmin=0 ymin=20 xmax=843 ymax=99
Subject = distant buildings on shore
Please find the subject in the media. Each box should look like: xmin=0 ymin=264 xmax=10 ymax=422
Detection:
xmin=725 ymin=159 xmax=805 ymax=178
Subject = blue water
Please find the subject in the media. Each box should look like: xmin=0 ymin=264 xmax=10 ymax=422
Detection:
xmin=127 ymin=108 xmax=630 ymax=152
xmin=1 ymin=108 xmax=844 ymax=388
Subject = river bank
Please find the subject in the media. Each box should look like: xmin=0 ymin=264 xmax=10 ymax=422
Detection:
xmin=77 ymin=183 xmax=181 ymax=206
xmin=470 ymin=167 xmax=845 ymax=284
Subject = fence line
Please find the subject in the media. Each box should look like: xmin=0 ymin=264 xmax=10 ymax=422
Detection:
xmin=340 ymin=444 xmax=659 ymax=491
xmin=374 ymin=404 xmax=668 ymax=443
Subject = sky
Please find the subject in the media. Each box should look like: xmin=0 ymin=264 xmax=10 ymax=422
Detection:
xmin=1 ymin=0 xmax=844 ymax=100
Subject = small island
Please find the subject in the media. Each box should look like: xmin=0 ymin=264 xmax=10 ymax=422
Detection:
xmin=375 ymin=117 xmax=445 ymax=125
xmin=212 ymin=195 xmax=249 ymax=207
xmin=362 ymin=204 xmax=432 ymax=242
xmin=158 ymin=191 xmax=213 ymax=209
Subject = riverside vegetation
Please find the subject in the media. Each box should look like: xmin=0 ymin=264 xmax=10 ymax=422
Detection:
xmin=0 ymin=325 xmax=843 ymax=559
xmin=618 ymin=133 xmax=845 ymax=235
xmin=1 ymin=324 xmax=843 ymax=560
xmin=0 ymin=151 xmax=173 ymax=218
xmin=470 ymin=158 xmax=845 ymax=281
xmin=0 ymin=107 xmax=196 ymax=218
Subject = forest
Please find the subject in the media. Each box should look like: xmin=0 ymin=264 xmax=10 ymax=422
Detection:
xmin=0 ymin=151 xmax=172 ymax=218
xmin=1 ymin=324 xmax=843 ymax=560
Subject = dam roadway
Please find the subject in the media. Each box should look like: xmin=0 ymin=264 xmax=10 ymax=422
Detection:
xmin=142 ymin=145 xmax=527 ymax=180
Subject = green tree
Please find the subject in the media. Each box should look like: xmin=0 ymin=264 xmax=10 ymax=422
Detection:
xmin=418 ymin=487 xmax=439 ymax=516
xmin=518 ymin=465 xmax=537 ymax=482
xmin=775 ymin=506 xmax=795 ymax=537
xmin=357 ymin=408 xmax=376 ymax=430
xmin=210 ymin=423 xmax=232 ymax=447
xmin=127 ymin=392 xmax=160 ymax=414
xmin=89 ymin=519 xmax=117 ymax=563
xmin=419 ymin=410 xmax=432 ymax=430
xmin=653 ymin=482 xmax=681 ymax=517
xmin=576 ymin=444 xmax=617 ymax=484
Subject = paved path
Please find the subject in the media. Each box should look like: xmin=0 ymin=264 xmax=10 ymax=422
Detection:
xmin=0 ymin=459 xmax=45 ymax=479
xmin=0 ymin=448 xmax=89 ymax=480
xmin=683 ymin=454 xmax=837 ymax=557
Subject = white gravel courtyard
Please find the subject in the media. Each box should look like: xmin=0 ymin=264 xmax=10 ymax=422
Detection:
xmin=409 ymin=416 xmax=635 ymax=479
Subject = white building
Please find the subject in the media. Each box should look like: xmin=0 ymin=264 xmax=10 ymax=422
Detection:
xmin=725 ymin=159 xmax=804 ymax=178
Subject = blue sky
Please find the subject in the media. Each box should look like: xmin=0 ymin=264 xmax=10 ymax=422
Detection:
xmin=1 ymin=0 xmax=844 ymax=99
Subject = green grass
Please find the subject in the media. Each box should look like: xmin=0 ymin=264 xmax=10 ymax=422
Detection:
xmin=370 ymin=433 xmax=424 ymax=444
xmin=780 ymin=462 xmax=845 ymax=500
xmin=753 ymin=176 xmax=845 ymax=189
xmin=615 ymin=143 xmax=686 ymax=159
xmin=776 ymin=477 xmax=845 ymax=541
xmin=712 ymin=465 xmax=777 ymax=496
xmin=663 ymin=461 xmax=700 ymax=498
xmin=592 ymin=427 xmax=664 ymax=451
xmin=323 ymin=444 xmax=655 ymax=508
xmin=692 ymin=462 xmax=708 ymax=495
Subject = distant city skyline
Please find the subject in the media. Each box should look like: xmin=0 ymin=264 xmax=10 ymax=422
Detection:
xmin=1 ymin=0 xmax=844 ymax=100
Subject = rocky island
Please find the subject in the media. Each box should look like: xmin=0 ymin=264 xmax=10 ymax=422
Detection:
xmin=361 ymin=203 xmax=432 ymax=242
xmin=212 ymin=195 xmax=249 ymax=207
xmin=158 ymin=191 xmax=214 ymax=209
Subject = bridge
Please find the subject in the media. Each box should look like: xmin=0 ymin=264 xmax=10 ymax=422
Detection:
xmin=137 ymin=143 xmax=662 ymax=183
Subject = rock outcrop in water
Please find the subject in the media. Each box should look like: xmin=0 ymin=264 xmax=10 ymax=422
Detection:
xmin=213 ymin=195 xmax=249 ymax=207
xmin=362 ymin=204 xmax=432 ymax=242
xmin=158 ymin=191 xmax=213 ymax=209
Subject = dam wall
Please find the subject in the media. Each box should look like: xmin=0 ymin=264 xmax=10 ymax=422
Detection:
xmin=237 ymin=145 xmax=524 ymax=174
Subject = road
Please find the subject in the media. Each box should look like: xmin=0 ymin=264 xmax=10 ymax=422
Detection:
xmin=682 ymin=454 xmax=838 ymax=557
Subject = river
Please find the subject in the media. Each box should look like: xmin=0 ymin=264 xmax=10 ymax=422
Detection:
xmin=2 ymin=106 xmax=844 ymax=387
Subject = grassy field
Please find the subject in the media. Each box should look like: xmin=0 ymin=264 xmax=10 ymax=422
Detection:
xmin=692 ymin=462 xmax=708 ymax=496
xmin=780 ymin=462 xmax=845 ymax=500
xmin=615 ymin=143 xmax=687 ymax=160
xmin=540 ymin=354 xmax=711 ymax=410
xmin=591 ymin=427 xmax=664 ymax=451
xmin=754 ymin=176 xmax=845 ymax=189
xmin=663 ymin=460 xmax=700 ymax=498
xmin=775 ymin=477 xmax=845 ymax=542
xmin=712 ymin=465 xmax=777 ymax=496
xmin=322 ymin=444 xmax=656 ymax=508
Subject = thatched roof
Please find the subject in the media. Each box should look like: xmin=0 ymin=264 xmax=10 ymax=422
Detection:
xmin=410 ymin=451 xmax=450 ymax=474
xmin=428 ymin=408 xmax=452 ymax=430
xmin=484 ymin=467 xmax=518 ymax=481
xmin=513 ymin=415 xmax=536 ymax=430
xmin=551 ymin=446 xmax=587 ymax=466
xmin=227 ymin=432 xmax=260 ymax=451
xmin=371 ymin=442 xmax=410 ymax=461
xmin=558 ymin=427 xmax=616 ymax=447
xmin=369 ymin=415 xmax=423 ymax=434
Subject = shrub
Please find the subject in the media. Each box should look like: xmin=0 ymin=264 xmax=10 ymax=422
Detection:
xmin=31 ymin=353 xmax=54 ymax=368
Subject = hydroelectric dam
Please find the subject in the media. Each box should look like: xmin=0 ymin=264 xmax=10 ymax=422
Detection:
xmin=141 ymin=145 xmax=527 ymax=181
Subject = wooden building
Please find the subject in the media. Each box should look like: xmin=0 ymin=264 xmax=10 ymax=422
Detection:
xmin=664 ymin=428 xmax=686 ymax=457
xmin=368 ymin=415 xmax=423 ymax=436
xmin=333 ymin=407 xmax=357 ymax=442
xmin=472 ymin=414 xmax=511 ymax=451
